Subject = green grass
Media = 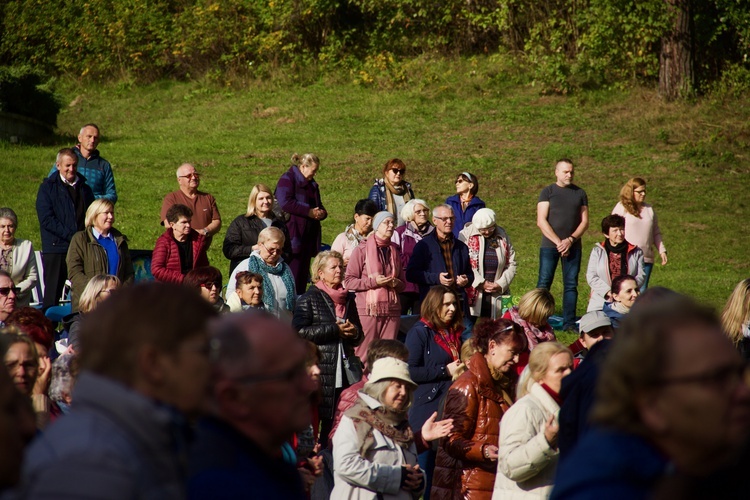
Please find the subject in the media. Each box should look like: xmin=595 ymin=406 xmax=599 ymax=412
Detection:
xmin=1 ymin=60 xmax=748 ymax=324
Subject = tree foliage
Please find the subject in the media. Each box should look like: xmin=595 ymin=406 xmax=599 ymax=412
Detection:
xmin=0 ymin=0 xmax=747 ymax=93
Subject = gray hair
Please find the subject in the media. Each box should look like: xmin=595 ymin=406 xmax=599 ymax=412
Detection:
xmin=79 ymin=123 xmax=100 ymax=136
xmin=432 ymin=204 xmax=454 ymax=218
xmin=291 ymin=153 xmax=319 ymax=168
xmin=257 ymin=226 xmax=285 ymax=245
xmin=0 ymin=208 xmax=18 ymax=227
xmin=56 ymin=148 xmax=78 ymax=165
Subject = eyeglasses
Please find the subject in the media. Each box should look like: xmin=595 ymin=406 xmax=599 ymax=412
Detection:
xmin=0 ymin=287 xmax=20 ymax=297
xmin=656 ymin=363 xmax=750 ymax=393
xmin=178 ymin=173 xmax=201 ymax=180
xmin=261 ymin=243 xmax=282 ymax=255
xmin=455 ymin=179 xmax=467 ymax=184
xmin=390 ymin=168 xmax=406 ymax=175
xmin=634 ymin=189 xmax=646 ymax=195
xmin=200 ymin=282 xmax=221 ymax=290
xmin=234 ymin=362 xmax=308 ymax=385
xmin=434 ymin=216 xmax=455 ymax=222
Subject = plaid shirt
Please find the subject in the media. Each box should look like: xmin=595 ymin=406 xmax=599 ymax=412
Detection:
xmin=437 ymin=232 xmax=455 ymax=280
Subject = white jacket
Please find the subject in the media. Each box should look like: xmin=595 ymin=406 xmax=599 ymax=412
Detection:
xmin=493 ymin=383 xmax=559 ymax=499
xmin=331 ymin=392 xmax=420 ymax=500
xmin=585 ymin=242 xmax=645 ymax=312
xmin=9 ymin=239 xmax=38 ymax=307
xmin=458 ymin=224 xmax=517 ymax=317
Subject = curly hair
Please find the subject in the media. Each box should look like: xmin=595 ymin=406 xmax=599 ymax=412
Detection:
xmin=619 ymin=177 xmax=646 ymax=218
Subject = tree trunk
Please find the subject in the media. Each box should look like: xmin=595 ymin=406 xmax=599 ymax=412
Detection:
xmin=659 ymin=0 xmax=693 ymax=100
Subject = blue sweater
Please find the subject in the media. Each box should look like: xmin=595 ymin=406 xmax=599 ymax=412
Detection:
xmin=48 ymin=146 xmax=117 ymax=202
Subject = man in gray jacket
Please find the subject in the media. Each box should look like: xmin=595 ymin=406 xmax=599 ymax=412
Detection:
xmin=14 ymin=282 xmax=217 ymax=499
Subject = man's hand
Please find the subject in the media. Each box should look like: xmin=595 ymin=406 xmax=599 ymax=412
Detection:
xmin=438 ymin=272 xmax=454 ymax=286
xmin=556 ymin=237 xmax=573 ymax=255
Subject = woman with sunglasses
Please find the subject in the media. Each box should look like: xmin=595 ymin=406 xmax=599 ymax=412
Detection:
xmin=611 ymin=178 xmax=667 ymax=291
xmin=184 ymin=266 xmax=231 ymax=314
xmin=0 ymin=208 xmax=38 ymax=308
xmin=227 ymin=227 xmax=296 ymax=323
xmin=447 ymin=172 xmax=485 ymax=238
xmin=368 ymin=158 xmax=415 ymax=227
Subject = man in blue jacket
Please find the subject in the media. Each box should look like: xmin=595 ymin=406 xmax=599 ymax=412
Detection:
xmin=47 ymin=123 xmax=117 ymax=203
xmin=36 ymin=148 xmax=94 ymax=310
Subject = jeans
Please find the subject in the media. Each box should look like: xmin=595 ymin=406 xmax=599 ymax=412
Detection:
xmin=640 ymin=263 xmax=654 ymax=292
xmin=537 ymin=245 xmax=582 ymax=330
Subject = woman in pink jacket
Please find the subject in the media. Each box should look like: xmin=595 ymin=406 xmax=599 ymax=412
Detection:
xmin=612 ymin=177 xmax=667 ymax=291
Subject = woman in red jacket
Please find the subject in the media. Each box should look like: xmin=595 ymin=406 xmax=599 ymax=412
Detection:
xmin=152 ymin=204 xmax=208 ymax=284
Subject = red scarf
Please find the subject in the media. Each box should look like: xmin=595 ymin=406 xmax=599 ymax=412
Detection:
xmin=420 ymin=319 xmax=462 ymax=361
xmin=364 ymin=233 xmax=399 ymax=316
xmin=540 ymin=383 xmax=563 ymax=406
xmin=315 ymin=281 xmax=348 ymax=318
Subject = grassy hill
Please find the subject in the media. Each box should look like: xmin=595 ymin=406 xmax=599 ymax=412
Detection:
xmin=1 ymin=65 xmax=748 ymax=327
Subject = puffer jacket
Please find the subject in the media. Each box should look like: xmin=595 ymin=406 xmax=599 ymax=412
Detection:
xmin=222 ymin=213 xmax=292 ymax=274
xmin=293 ymin=286 xmax=363 ymax=420
xmin=431 ymin=351 xmax=515 ymax=500
xmin=66 ymin=227 xmax=134 ymax=312
xmin=151 ymin=228 xmax=208 ymax=284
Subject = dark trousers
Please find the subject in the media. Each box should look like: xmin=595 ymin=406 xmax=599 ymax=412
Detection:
xmin=42 ymin=252 xmax=67 ymax=311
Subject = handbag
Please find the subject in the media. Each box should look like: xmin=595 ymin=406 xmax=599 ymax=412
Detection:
xmin=342 ymin=348 xmax=363 ymax=384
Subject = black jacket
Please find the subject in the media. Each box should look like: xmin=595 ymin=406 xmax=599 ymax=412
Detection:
xmin=292 ymin=286 xmax=363 ymax=420
xmin=222 ymin=214 xmax=292 ymax=274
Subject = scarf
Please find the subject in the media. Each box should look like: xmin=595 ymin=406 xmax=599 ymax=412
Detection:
xmin=364 ymin=233 xmax=399 ymax=316
xmin=383 ymin=177 xmax=412 ymax=217
xmin=412 ymin=221 xmax=433 ymax=237
xmin=508 ymin=306 xmax=556 ymax=349
xmin=604 ymin=240 xmax=628 ymax=281
xmin=315 ymin=280 xmax=348 ymax=318
xmin=420 ymin=319 xmax=462 ymax=361
xmin=466 ymin=231 xmax=509 ymax=306
xmin=610 ymin=300 xmax=631 ymax=314
xmin=343 ymin=223 xmax=366 ymax=245
xmin=540 ymin=382 xmax=563 ymax=406
xmin=247 ymin=253 xmax=296 ymax=314
xmin=344 ymin=397 xmax=414 ymax=458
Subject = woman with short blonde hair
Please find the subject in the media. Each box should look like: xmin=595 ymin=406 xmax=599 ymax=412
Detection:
xmin=223 ymin=183 xmax=291 ymax=275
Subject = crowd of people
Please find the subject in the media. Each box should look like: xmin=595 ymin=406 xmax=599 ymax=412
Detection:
xmin=1 ymin=123 xmax=749 ymax=499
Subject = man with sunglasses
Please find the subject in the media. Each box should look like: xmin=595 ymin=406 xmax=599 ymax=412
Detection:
xmin=188 ymin=311 xmax=315 ymax=499
xmin=552 ymin=294 xmax=750 ymax=498
xmin=0 ymin=271 xmax=18 ymax=327
xmin=160 ymin=163 xmax=221 ymax=248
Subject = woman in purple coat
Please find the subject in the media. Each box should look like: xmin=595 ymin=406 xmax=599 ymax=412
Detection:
xmin=275 ymin=153 xmax=327 ymax=292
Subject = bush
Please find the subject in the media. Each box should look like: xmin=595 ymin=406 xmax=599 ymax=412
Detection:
xmin=0 ymin=66 xmax=61 ymax=126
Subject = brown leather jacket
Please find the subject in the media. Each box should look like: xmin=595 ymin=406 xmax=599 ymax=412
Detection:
xmin=431 ymin=351 xmax=515 ymax=500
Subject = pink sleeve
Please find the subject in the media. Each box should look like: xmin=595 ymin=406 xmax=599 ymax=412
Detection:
xmin=343 ymin=245 xmax=376 ymax=291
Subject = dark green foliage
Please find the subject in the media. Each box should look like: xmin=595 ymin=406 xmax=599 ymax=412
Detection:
xmin=0 ymin=66 xmax=61 ymax=126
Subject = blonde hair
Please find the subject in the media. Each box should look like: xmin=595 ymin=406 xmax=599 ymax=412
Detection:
xmin=79 ymin=275 xmax=120 ymax=314
xmin=310 ymin=250 xmax=343 ymax=283
xmin=721 ymin=279 xmax=750 ymax=345
xmin=84 ymin=199 xmax=114 ymax=228
xmin=517 ymin=289 xmax=556 ymax=327
xmin=516 ymin=341 xmax=571 ymax=399
xmin=257 ymin=226 xmax=285 ymax=245
xmin=246 ymin=184 xmax=274 ymax=217
xmin=619 ymin=177 xmax=646 ymax=218
xmin=453 ymin=339 xmax=476 ymax=380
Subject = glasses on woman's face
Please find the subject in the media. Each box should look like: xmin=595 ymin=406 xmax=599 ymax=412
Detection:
xmin=455 ymin=178 xmax=466 ymax=184
xmin=634 ymin=188 xmax=646 ymax=195
xmin=0 ymin=287 xmax=20 ymax=297
xmin=390 ymin=168 xmax=406 ymax=175
xmin=261 ymin=242 xmax=282 ymax=255
xmin=200 ymin=282 xmax=220 ymax=290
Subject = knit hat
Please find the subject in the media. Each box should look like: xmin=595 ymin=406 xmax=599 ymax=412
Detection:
xmin=368 ymin=357 xmax=417 ymax=387
xmin=472 ymin=208 xmax=496 ymax=229
xmin=373 ymin=211 xmax=395 ymax=232
xmin=578 ymin=310 xmax=612 ymax=334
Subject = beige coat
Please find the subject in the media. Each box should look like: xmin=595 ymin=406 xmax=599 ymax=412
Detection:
xmin=493 ymin=383 xmax=559 ymax=499
xmin=8 ymin=239 xmax=38 ymax=307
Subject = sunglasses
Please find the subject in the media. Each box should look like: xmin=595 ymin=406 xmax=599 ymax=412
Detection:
xmin=200 ymin=282 xmax=221 ymax=290
xmin=390 ymin=168 xmax=406 ymax=175
xmin=178 ymin=173 xmax=201 ymax=180
xmin=0 ymin=287 xmax=20 ymax=297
